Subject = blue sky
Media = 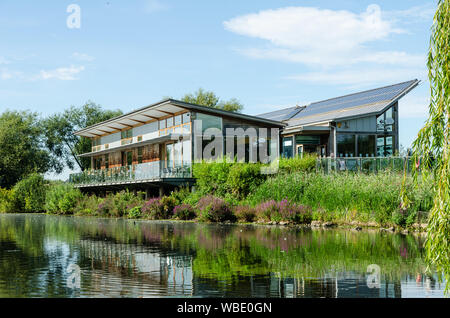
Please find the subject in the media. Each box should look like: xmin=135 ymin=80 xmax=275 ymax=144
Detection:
xmin=0 ymin=0 xmax=436 ymax=175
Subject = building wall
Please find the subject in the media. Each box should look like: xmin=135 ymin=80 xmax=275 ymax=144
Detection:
xmin=336 ymin=115 xmax=377 ymax=132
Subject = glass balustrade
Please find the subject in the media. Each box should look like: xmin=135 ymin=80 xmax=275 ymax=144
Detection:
xmin=316 ymin=157 xmax=414 ymax=174
xmin=69 ymin=161 xmax=192 ymax=185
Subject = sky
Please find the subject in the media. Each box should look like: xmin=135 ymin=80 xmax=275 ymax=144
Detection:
xmin=0 ymin=0 xmax=436 ymax=178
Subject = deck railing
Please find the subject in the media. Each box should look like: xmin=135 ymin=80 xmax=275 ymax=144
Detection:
xmin=316 ymin=157 xmax=415 ymax=174
xmin=69 ymin=161 xmax=192 ymax=186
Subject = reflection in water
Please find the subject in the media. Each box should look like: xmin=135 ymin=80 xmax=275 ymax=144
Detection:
xmin=0 ymin=214 xmax=445 ymax=298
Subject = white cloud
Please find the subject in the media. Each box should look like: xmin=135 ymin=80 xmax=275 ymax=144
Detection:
xmin=224 ymin=4 xmax=414 ymax=67
xmin=71 ymin=52 xmax=95 ymax=62
xmin=384 ymin=3 xmax=436 ymax=22
xmin=39 ymin=65 xmax=85 ymax=81
xmin=145 ymin=0 xmax=168 ymax=13
xmin=0 ymin=68 xmax=23 ymax=80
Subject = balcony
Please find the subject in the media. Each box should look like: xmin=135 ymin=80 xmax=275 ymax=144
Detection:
xmin=69 ymin=161 xmax=192 ymax=187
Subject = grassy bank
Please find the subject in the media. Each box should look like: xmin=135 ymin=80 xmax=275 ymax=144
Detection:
xmin=0 ymin=157 xmax=435 ymax=229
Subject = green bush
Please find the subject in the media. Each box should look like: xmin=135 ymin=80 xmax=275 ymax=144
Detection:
xmin=193 ymin=160 xmax=232 ymax=197
xmin=169 ymin=187 xmax=191 ymax=206
xmin=74 ymin=195 xmax=100 ymax=215
xmin=0 ymin=188 xmax=15 ymax=213
xmin=279 ymin=154 xmax=317 ymax=173
xmin=45 ymin=183 xmax=82 ymax=215
xmin=227 ymin=163 xmax=264 ymax=199
xmin=128 ymin=206 xmax=142 ymax=219
xmin=13 ymin=173 xmax=46 ymax=213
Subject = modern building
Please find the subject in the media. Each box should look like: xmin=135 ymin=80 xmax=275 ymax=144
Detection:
xmin=69 ymin=79 xmax=419 ymax=192
xmin=70 ymin=99 xmax=283 ymax=194
xmin=258 ymin=79 xmax=419 ymax=158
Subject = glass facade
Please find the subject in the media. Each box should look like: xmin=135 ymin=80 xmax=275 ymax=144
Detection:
xmin=377 ymin=135 xmax=394 ymax=157
xmin=337 ymin=134 xmax=355 ymax=157
xmin=282 ymin=137 xmax=293 ymax=158
xmin=195 ymin=112 xmax=222 ymax=133
xmin=357 ymin=135 xmax=376 ymax=157
xmin=377 ymin=106 xmax=396 ymax=132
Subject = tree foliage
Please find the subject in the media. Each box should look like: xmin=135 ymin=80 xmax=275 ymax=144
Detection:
xmin=42 ymin=101 xmax=122 ymax=171
xmin=409 ymin=0 xmax=450 ymax=293
xmin=0 ymin=111 xmax=52 ymax=188
xmin=181 ymin=88 xmax=244 ymax=112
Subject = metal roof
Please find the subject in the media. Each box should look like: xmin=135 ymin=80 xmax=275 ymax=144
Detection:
xmin=257 ymin=106 xmax=305 ymax=121
xmin=257 ymin=79 xmax=419 ymax=126
xmin=75 ymin=99 xmax=284 ymax=137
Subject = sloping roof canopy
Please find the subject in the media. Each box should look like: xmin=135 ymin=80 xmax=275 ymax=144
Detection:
xmin=257 ymin=79 xmax=420 ymax=127
xmin=75 ymin=99 xmax=284 ymax=138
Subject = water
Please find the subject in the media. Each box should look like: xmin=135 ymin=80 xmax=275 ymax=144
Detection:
xmin=0 ymin=213 xmax=445 ymax=298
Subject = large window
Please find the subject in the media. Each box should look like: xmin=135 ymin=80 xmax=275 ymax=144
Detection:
xmin=337 ymin=134 xmax=355 ymax=157
xmin=377 ymin=136 xmax=395 ymax=157
xmin=357 ymin=135 xmax=376 ymax=157
xmin=121 ymin=129 xmax=132 ymax=139
xmin=282 ymin=137 xmax=293 ymax=158
xmin=377 ymin=106 xmax=396 ymax=132
xmin=195 ymin=113 xmax=222 ymax=133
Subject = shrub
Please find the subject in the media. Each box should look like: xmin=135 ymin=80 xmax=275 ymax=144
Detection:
xmin=13 ymin=173 xmax=46 ymax=213
xmin=169 ymin=187 xmax=191 ymax=206
xmin=193 ymin=160 xmax=232 ymax=197
xmin=74 ymin=195 xmax=100 ymax=215
xmin=0 ymin=188 xmax=15 ymax=213
xmin=196 ymin=195 xmax=235 ymax=223
xmin=279 ymin=154 xmax=317 ymax=173
xmin=227 ymin=163 xmax=265 ymax=199
xmin=128 ymin=206 xmax=142 ymax=219
xmin=173 ymin=204 xmax=196 ymax=220
xmin=142 ymin=196 xmax=176 ymax=220
xmin=234 ymin=205 xmax=257 ymax=223
xmin=97 ymin=197 xmax=116 ymax=216
xmin=111 ymin=190 xmax=143 ymax=217
xmin=255 ymin=199 xmax=312 ymax=224
xmin=45 ymin=183 xmax=82 ymax=215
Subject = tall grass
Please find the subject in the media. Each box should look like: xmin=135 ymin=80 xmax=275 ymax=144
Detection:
xmin=247 ymin=171 xmax=434 ymax=225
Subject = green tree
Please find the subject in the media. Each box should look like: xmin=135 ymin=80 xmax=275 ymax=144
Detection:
xmin=409 ymin=0 xmax=450 ymax=292
xmin=181 ymin=88 xmax=244 ymax=112
xmin=0 ymin=111 xmax=52 ymax=188
xmin=43 ymin=101 xmax=122 ymax=172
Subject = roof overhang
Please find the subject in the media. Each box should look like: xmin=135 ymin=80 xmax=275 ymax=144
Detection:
xmin=282 ymin=123 xmax=331 ymax=135
xmin=75 ymin=99 xmax=285 ymax=138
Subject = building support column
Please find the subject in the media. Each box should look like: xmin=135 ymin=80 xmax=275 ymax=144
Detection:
xmin=159 ymin=186 xmax=164 ymax=198
xmin=330 ymin=124 xmax=337 ymax=158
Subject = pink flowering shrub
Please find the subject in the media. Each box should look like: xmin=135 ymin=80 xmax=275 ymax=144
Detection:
xmin=141 ymin=196 xmax=176 ymax=220
xmin=173 ymin=204 xmax=196 ymax=220
xmin=234 ymin=205 xmax=257 ymax=222
xmin=255 ymin=199 xmax=312 ymax=224
xmin=196 ymin=195 xmax=235 ymax=223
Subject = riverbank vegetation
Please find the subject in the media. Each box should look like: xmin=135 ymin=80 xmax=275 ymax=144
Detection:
xmin=0 ymin=157 xmax=434 ymax=230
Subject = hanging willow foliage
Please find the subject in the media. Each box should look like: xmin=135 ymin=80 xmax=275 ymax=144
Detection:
xmin=409 ymin=0 xmax=450 ymax=293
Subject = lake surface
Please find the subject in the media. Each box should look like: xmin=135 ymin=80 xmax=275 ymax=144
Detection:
xmin=0 ymin=213 xmax=445 ymax=298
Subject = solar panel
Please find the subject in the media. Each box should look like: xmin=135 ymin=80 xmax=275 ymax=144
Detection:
xmin=290 ymin=80 xmax=417 ymax=120
xmin=257 ymin=106 xmax=303 ymax=121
